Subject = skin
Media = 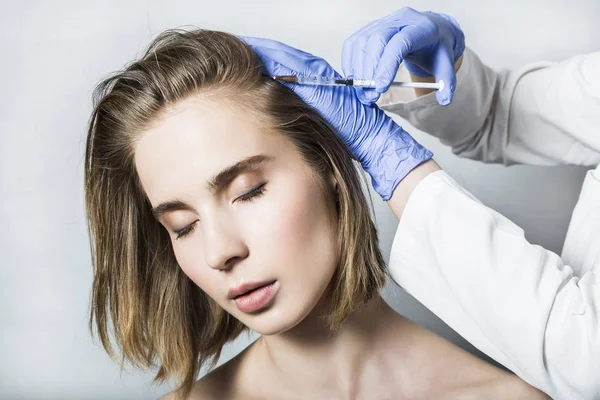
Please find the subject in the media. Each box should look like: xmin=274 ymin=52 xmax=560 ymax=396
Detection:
xmin=134 ymin=94 xmax=547 ymax=399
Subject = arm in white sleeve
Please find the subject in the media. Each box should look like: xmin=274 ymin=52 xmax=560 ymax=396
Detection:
xmin=560 ymin=164 xmax=600 ymax=276
xmin=388 ymin=170 xmax=600 ymax=400
xmin=378 ymin=48 xmax=600 ymax=166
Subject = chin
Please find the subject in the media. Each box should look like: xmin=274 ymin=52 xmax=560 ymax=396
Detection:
xmin=238 ymin=303 xmax=312 ymax=336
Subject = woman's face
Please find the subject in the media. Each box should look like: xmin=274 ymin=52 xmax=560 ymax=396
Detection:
xmin=134 ymin=95 xmax=339 ymax=335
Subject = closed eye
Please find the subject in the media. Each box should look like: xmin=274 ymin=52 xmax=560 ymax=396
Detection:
xmin=174 ymin=221 xmax=198 ymax=240
xmin=235 ymin=182 xmax=267 ymax=203
xmin=174 ymin=182 xmax=268 ymax=240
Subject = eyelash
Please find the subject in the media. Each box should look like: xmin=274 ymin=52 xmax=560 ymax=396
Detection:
xmin=236 ymin=182 xmax=267 ymax=203
xmin=174 ymin=182 xmax=268 ymax=240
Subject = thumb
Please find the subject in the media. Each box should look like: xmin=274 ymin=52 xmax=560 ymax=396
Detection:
xmin=431 ymin=45 xmax=456 ymax=106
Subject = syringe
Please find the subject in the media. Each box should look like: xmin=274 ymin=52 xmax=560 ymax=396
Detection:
xmin=273 ymin=75 xmax=443 ymax=91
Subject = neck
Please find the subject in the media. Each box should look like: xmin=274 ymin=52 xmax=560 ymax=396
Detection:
xmin=253 ymin=295 xmax=405 ymax=396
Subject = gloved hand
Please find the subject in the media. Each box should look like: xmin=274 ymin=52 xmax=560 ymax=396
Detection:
xmin=342 ymin=7 xmax=465 ymax=106
xmin=240 ymin=36 xmax=433 ymax=200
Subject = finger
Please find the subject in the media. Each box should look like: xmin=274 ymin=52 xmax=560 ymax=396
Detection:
xmin=245 ymin=45 xmax=342 ymax=104
xmin=374 ymin=25 xmax=436 ymax=93
xmin=351 ymin=34 xmax=380 ymax=105
xmin=362 ymin=88 xmax=381 ymax=104
xmin=341 ymin=6 xmax=417 ymax=79
xmin=344 ymin=27 xmax=399 ymax=104
xmin=341 ymin=36 xmax=356 ymax=79
xmin=352 ymin=87 xmax=379 ymax=105
xmin=341 ymin=16 xmax=385 ymax=79
xmin=431 ymin=45 xmax=456 ymax=106
xmin=361 ymin=29 xmax=389 ymax=82
xmin=246 ymin=49 xmax=297 ymax=91
xmin=246 ymin=45 xmax=332 ymax=78
xmin=245 ymin=45 xmax=296 ymax=77
xmin=238 ymin=36 xmax=315 ymax=60
xmin=346 ymin=33 xmax=367 ymax=80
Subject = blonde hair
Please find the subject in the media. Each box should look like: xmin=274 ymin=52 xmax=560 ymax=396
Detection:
xmin=85 ymin=28 xmax=386 ymax=399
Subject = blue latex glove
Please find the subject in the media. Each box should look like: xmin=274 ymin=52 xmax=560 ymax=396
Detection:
xmin=240 ymin=36 xmax=433 ymax=200
xmin=342 ymin=7 xmax=465 ymax=106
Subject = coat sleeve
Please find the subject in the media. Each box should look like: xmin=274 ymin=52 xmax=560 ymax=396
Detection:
xmin=561 ymin=166 xmax=600 ymax=277
xmin=388 ymin=168 xmax=600 ymax=400
xmin=378 ymin=48 xmax=600 ymax=166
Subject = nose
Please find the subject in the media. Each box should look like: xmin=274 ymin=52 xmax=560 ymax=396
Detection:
xmin=203 ymin=212 xmax=249 ymax=271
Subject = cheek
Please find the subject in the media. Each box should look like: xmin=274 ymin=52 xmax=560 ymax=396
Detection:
xmin=263 ymin=195 xmax=313 ymax=247
xmin=171 ymin=241 xmax=217 ymax=294
xmin=246 ymin=175 xmax=337 ymax=269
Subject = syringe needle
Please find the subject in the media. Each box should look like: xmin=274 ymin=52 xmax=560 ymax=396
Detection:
xmin=272 ymin=75 xmax=442 ymax=90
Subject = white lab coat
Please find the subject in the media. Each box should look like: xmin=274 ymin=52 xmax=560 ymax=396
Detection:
xmin=378 ymin=48 xmax=600 ymax=400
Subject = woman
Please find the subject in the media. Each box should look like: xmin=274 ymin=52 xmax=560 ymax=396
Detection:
xmin=84 ymin=29 xmax=547 ymax=399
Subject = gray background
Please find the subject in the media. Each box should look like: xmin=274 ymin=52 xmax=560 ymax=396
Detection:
xmin=1 ymin=0 xmax=598 ymax=398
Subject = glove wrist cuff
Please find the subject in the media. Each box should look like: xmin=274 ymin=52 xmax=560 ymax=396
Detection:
xmin=362 ymin=126 xmax=433 ymax=201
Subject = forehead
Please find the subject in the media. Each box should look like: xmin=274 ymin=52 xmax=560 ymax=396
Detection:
xmin=133 ymin=96 xmax=296 ymax=203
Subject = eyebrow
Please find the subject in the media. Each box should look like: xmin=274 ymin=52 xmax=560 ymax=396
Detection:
xmin=151 ymin=154 xmax=274 ymax=220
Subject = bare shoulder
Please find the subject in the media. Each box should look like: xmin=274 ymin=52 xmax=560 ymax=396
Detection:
xmin=444 ymin=373 xmax=550 ymax=400
xmin=157 ymin=349 xmax=250 ymax=400
xmin=395 ymin=319 xmax=549 ymax=399
xmin=500 ymin=375 xmax=550 ymax=399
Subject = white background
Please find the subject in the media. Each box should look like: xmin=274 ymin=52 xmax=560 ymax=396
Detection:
xmin=1 ymin=0 xmax=598 ymax=398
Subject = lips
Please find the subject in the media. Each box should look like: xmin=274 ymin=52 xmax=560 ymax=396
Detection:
xmin=227 ymin=280 xmax=276 ymax=299
xmin=229 ymin=280 xmax=279 ymax=313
